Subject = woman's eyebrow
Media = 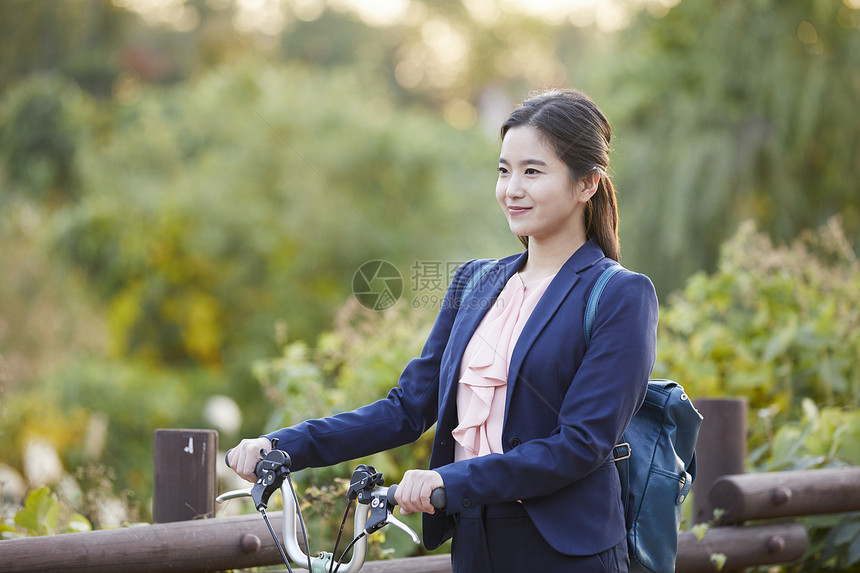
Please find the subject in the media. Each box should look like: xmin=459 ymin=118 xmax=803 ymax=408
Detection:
xmin=498 ymin=157 xmax=548 ymax=166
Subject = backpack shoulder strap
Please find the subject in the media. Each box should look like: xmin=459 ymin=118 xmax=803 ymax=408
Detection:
xmin=584 ymin=263 xmax=624 ymax=346
xmin=583 ymin=263 xmax=631 ymax=525
xmin=460 ymin=259 xmax=497 ymax=304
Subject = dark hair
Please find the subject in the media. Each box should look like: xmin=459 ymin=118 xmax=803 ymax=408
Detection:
xmin=500 ymin=89 xmax=620 ymax=261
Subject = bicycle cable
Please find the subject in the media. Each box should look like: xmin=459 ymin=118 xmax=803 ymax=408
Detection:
xmin=329 ymin=500 xmax=354 ymax=573
xmin=331 ymin=531 xmax=367 ymax=573
xmin=260 ymin=507 xmax=293 ymax=573
xmin=286 ymin=474 xmax=314 ymax=573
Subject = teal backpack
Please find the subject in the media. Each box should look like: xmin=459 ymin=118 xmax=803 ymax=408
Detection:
xmin=586 ymin=264 xmax=703 ymax=573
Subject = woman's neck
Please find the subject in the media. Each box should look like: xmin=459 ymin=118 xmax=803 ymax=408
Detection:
xmin=518 ymin=234 xmax=587 ymax=282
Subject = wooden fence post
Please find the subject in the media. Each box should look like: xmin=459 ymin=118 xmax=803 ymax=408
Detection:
xmin=153 ymin=429 xmax=218 ymax=523
xmin=692 ymin=398 xmax=747 ymax=524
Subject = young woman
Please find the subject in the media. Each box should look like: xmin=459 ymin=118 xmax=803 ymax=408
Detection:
xmin=228 ymin=89 xmax=658 ymax=572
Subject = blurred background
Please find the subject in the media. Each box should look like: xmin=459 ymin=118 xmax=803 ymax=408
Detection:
xmin=1 ymin=0 xmax=859 ymax=565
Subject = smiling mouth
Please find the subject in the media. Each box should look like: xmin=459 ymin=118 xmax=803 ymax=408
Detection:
xmin=507 ymin=206 xmax=531 ymax=215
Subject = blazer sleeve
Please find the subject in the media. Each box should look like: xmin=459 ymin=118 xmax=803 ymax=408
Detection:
xmin=436 ymin=270 xmax=658 ymax=512
xmin=264 ymin=259 xmax=484 ymax=472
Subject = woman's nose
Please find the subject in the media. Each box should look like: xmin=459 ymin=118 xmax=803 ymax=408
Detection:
xmin=505 ymin=175 xmax=526 ymax=198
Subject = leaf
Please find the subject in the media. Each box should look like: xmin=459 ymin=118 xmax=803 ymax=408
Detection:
xmin=849 ymin=535 xmax=860 ymax=566
xmin=692 ymin=522 xmax=709 ymax=542
xmin=0 ymin=522 xmax=23 ymax=539
xmin=802 ymin=398 xmax=820 ymax=425
xmin=762 ymin=320 xmax=798 ymax=362
xmin=65 ymin=513 xmax=92 ymax=534
xmin=13 ymin=487 xmax=60 ymax=536
xmin=710 ymin=552 xmax=727 ymax=571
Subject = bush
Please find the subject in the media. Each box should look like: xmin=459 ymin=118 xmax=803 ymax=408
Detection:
xmin=656 ymin=217 xmax=860 ymax=434
xmin=0 ymin=75 xmax=92 ymax=204
xmin=656 ymin=218 xmax=860 ymax=571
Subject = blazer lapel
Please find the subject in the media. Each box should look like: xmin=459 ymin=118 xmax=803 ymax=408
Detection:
xmin=503 ymin=240 xmax=606 ymax=421
xmin=437 ymin=253 xmax=525 ymax=415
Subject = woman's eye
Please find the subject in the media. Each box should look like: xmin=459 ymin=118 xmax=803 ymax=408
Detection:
xmin=525 ymin=168 xmax=540 ymax=175
xmin=497 ymin=166 xmax=509 ymax=175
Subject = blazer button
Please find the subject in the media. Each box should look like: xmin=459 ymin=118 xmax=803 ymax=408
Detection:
xmin=462 ymin=496 xmax=471 ymax=508
xmin=508 ymin=437 xmax=521 ymax=448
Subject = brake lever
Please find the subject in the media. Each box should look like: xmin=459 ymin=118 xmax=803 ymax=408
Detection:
xmin=362 ymin=487 xmax=420 ymax=544
xmin=385 ymin=513 xmax=420 ymax=544
xmin=251 ymin=448 xmax=290 ymax=510
xmin=216 ymin=487 xmax=253 ymax=503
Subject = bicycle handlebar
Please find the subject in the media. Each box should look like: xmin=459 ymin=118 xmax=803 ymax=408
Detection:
xmin=385 ymin=484 xmax=447 ymax=512
xmin=220 ymin=447 xmax=445 ymax=572
xmin=225 ymin=448 xmax=447 ymax=512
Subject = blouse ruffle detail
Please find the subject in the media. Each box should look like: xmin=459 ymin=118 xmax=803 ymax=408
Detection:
xmin=452 ymin=272 xmax=554 ymax=461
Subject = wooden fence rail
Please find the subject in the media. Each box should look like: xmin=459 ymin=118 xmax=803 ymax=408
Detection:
xmin=0 ymin=517 xmax=809 ymax=573
xmin=0 ymin=512 xmax=288 ymax=573
xmin=676 ymin=523 xmax=807 ymax=572
xmin=710 ymin=467 xmax=860 ymax=524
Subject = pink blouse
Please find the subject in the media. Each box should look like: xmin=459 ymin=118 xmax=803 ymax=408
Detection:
xmin=452 ymin=271 xmax=556 ymax=461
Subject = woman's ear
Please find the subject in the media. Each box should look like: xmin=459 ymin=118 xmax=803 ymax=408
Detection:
xmin=578 ymin=169 xmax=600 ymax=202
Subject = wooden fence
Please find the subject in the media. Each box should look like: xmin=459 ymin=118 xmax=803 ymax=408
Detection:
xmin=2 ymin=399 xmax=859 ymax=572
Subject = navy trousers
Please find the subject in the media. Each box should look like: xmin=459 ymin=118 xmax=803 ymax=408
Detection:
xmin=450 ymin=502 xmax=629 ymax=573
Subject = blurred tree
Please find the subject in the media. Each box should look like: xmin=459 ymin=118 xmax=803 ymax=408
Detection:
xmin=0 ymin=76 xmax=94 ymax=204
xmin=50 ymin=59 xmax=503 ymax=372
xmin=0 ymin=0 xmax=131 ymax=97
xmin=602 ymin=0 xmax=860 ymax=295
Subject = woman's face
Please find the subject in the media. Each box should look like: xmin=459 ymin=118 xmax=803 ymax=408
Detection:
xmin=496 ymin=125 xmax=594 ymax=247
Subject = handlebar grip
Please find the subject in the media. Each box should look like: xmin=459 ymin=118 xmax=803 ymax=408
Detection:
xmin=224 ymin=448 xmax=261 ymax=477
xmin=386 ymin=484 xmax=447 ymax=511
xmin=430 ymin=488 xmax=447 ymax=510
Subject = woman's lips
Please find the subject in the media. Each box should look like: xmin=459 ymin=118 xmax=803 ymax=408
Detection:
xmin=507 ymin=206 xmax=531 ymax=215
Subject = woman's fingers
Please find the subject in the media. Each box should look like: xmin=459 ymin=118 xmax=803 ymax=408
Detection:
xmin=395 ymin=469 xmax=444 ymax=515
xmin=227 ymin=437 xmax=272 ymax=483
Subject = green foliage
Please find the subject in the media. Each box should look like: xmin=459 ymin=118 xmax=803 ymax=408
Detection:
xmin=1 ymin=487 xmax=91 ymax=539
xmin=256 ymin=298 xmax=437 ymax=480
xmin=752 ymin=403 xmax=860 ymax=572
xmin=0 ymin=58 xmax=506 ymax=526
xmin=0 ymin=75 xmax=93 ymax=203
xmin=50 ymin=60 xmax=500 ymax=367
xmin=656 ymin=218 xmax=860 ymax=428
xmin=50 ymin=360 xmax=218 ymax=505
xmin=0 ymin=0 xmax=129 ymax=96
xmin=0 ymin=358 xmax=219 ymax=522
xmin=764 ymin=399 xmax=860 ymax=471
xmin=660 ymin=224 xmax=860 ymax=571
xmin=608 ymin=0 xmax=860 ymax=294
xmin=252 ymin=299 xmax=443 ymax=557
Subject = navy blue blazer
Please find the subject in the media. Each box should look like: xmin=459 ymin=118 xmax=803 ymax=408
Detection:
xmin=266 ymin=239 xmax=658 ymax=556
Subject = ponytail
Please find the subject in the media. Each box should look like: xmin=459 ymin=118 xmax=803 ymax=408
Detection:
xmin=585 ymin=176 xmax=620 ymax=262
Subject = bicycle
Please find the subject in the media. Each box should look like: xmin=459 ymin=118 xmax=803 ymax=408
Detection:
xmin=217 ymin=439 xmax=447 ymax=573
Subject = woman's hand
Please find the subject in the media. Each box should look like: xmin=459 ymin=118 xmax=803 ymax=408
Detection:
xmin=227 ymin=437 xmax=272 ymax=483
xmin=395 ymin=469 xmax=444 ymax=515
